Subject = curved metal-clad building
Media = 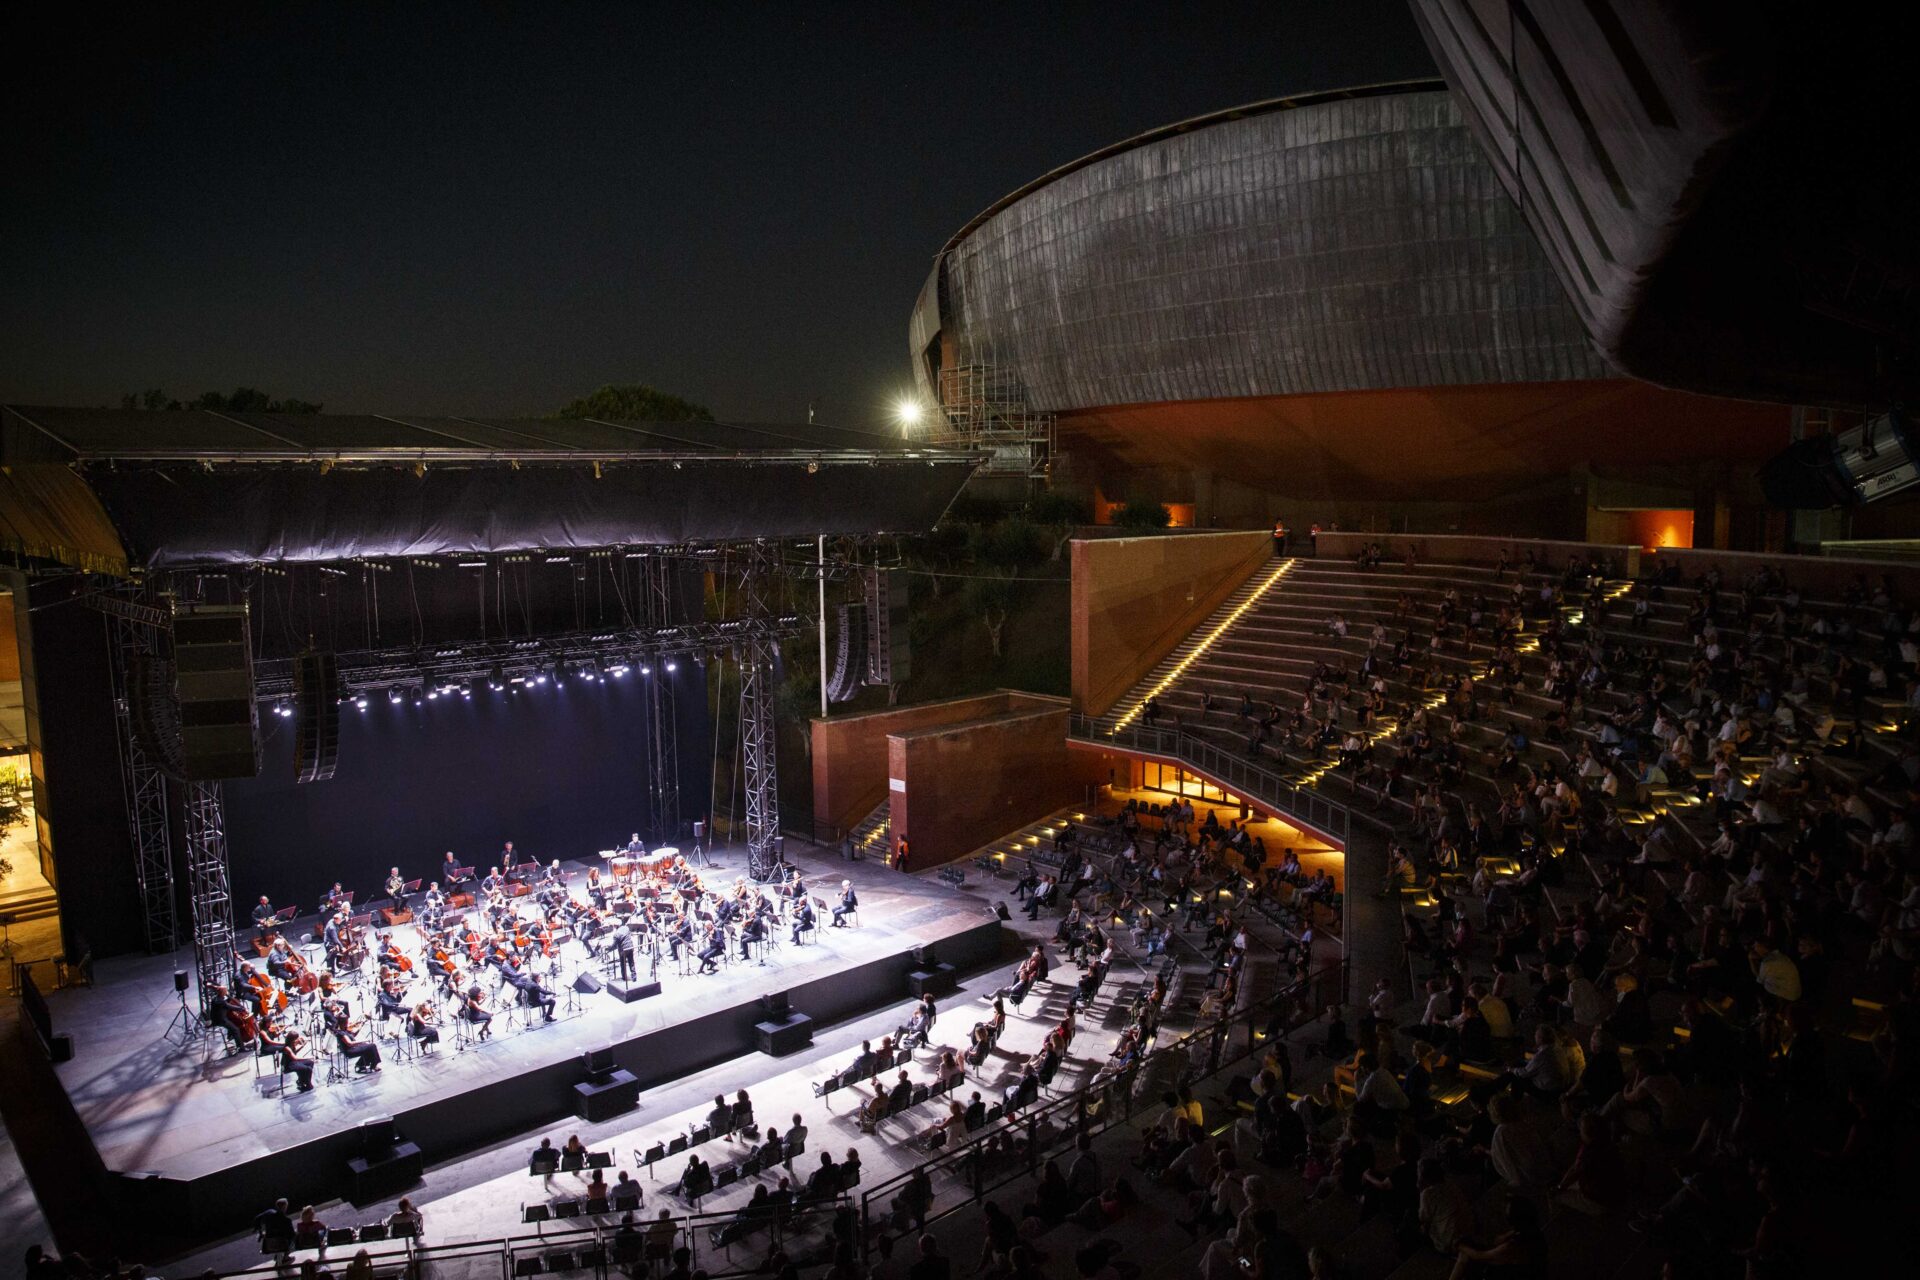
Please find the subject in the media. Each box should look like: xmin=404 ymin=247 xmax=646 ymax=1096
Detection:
xmin=914 ymin=81 xmax=1787 ymax=535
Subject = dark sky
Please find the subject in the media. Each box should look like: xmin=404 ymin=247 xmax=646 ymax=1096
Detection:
xmin=2 ymin=2 xmax=1434 ymax=428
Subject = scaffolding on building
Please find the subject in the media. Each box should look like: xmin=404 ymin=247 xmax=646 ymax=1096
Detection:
xmin=929 ymin=364 xmax=1055 ymax=482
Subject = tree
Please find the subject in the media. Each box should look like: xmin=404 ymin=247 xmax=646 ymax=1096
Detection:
xmin=553 ymin=384 xmax=713 ymax=422
xmin=121 ymin=387 xmax=322 ymax=412
xmin=961 ymin=570 xmax=1020 ymax=660
xmin=1112 ymin=500 xmax=1173 ymax=529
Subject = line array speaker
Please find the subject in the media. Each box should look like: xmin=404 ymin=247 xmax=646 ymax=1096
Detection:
xmin=825 ymin=603 xmax=867 ymax=703
xmin=294 ymin=651 xmax=341 ymax=784
xmin=865 ymin=568 xmax=910 ymax=685
xmin=171 ymin=605 xmax=260 ymax=780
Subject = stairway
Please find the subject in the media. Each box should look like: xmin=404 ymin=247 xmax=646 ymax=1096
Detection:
xmin=1096 ymin=554 xmax=1296 ymax=733
xmin=846 ymin=799 xmax=891 ymax=861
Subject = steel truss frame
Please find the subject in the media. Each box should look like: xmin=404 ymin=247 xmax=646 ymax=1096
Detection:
xmin=107 ymin=612 xmax=179 ymax=953
xmin=737 ymin=542 xmax=784 ymax=881
xmin=182 ymin=780 xmax=237 ymax=1010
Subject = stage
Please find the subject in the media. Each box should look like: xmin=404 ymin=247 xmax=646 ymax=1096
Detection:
xmin=37 ymin=845 xmax=1006 ymax=1237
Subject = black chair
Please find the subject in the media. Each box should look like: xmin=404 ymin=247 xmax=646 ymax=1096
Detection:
xmin=895 ymin=1048 xmax=914 ymax=1067
xmin=358 ymin=1223 xmax=389 ymax=1242
xmin=741 ymin=1151 xmax=763 ymax=1177
xmin=715 ymin=1164 xmax=738 ymax=1190
xmin=512 ymin=1257 xmax=543 ymax=1278
xmin=326 ymin=1228 xmax=357 ymax=1249
xmin=391 ymin=1219 xmax=420 ymax=1241
xmin=292 ymin=1226 xmax=326 ymax=1252
xmin=585 ymin=1197 xmax=610 ymax=1216
xmin=667 ymin=1134 xmax=688 ymax=1156
xmin=554 ymin=1199 xmax=583 ymax=1220
xmin=612 ymin=1185 xmax=642 ymax=1212
xmin=522 ymin=1205 xmax=552 ymax=1226
xmin=813 ymin=1073 xmax=838 ymax=1097
xmin=576 ymin=1246 xmax=608 ymax=1272
xmin=260 ymin=1237 xmax=292 ymax=1257
xmin=586 ymin=1150 xmax=614 ymax=1169
xmin=642 ymin=1142 xmax=666 ymax=1176
xmin=910 ymin=1083 xmax=930 ymax=1106
xmin=543 ymin=1251 xmax=576 ymax=1274
xmin=560 ymin=1150 xmax=586 ymax=1173
xmin=986 ymin=1102 xmax=1004 ymax=1123
xmin=690 ymin=1124 xmax=712 ymax=1146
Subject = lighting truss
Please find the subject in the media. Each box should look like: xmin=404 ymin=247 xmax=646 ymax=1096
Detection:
xmin=248 ymin=617 xmax=808 ymax=699
xmin=737 ymin=542 xmax=784 ymax=882
xmin=643 ymin=556 xmax=681 ymax=845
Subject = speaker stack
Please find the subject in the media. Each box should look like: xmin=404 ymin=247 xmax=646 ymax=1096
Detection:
xmin=170 ymin=605 xmax=260 ymax=781
xmin=293 ymin=651 xmax=341 ymax=783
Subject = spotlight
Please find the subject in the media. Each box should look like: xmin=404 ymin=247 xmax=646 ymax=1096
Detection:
xmin=354 ymin=695 xmax=369 ymax=710
xmin=665 ymin=659 xmax=677 ymax=673
xmin=488 ymin=664 xmax=505 ymax=692
xmin=427 ymin=687 xmax=441 ymax=700
xmin=274 ymin=700 xmax=293 ymax=718
xmin=461 ymin=680 xmax=475 ymax=699
xmin=640 ymin=663 xmax=652 ymax=676
xmin=388 ymin=688 xmax=404 ymax=705
xmin=895 ymin=397 xmax=924 ymax=429
xmin=411 ymin=689 xmax=424 ymax=707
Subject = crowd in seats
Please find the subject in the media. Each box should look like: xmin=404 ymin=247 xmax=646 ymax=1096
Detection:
xmin=1095 ymin=547 xmax=1920 ymax=1277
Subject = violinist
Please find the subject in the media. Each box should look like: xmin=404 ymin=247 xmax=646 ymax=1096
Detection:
xmin=385 ymin=867 xmax=410 ymax=914
xmin=462 ymin=984 xmax=494 ymax=1039
xmin=737 ymin=910 xmax=765 ymax=961
xmin=790 ymin=894 xmax=816 ymax=945
xmin=505 ymin=962 xmax=556 ymax=1022
xmin=585 ymin=866 xmax=607 ymax=908
xmin=696 ymin=922 xmax=724 ymax=974
xmin=408 ymin=1000 xmax=441 ymax=1048
xmin=375 ymin=971 xmax=410 ymax=1023
xmin=280 ymin=1028 xmax=316 ymax=1092
xmin=330 ymin=1006 xmax=382 ymax=1074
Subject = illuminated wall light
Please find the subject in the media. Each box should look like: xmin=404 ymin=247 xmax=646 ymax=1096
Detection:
xmin=1111 ymin=559 xmax=1297 ymax=732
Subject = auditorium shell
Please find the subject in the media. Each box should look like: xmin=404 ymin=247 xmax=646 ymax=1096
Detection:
xmin=911 ymin=82 xmax=1790 ymax=545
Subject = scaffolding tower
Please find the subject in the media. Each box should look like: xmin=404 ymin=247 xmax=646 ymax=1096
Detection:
xmin=643 ymin=556 xmax=681 ymax=846
xmin=108 ymin=614 xmax=179 ymax=954
xmin=182 ymin=780 xmax=237 ymax=1011
xmin=737 ymin=542 xmax=783 ymax=881
xmin=930 ymin=364 xmax=1056 ymax=482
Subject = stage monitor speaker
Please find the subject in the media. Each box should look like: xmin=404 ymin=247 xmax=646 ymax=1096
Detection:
xmin=911 ymin=944 xmax=936 ymax=968
xmin=582 ymin=1045 xmax=615 ymax=1075
xmin=293 ymin=651 xmax=341 ymax=784
xmin=360 ymin=1114 xmax=397 ymax=1156
xmin=607 ymin=979 xmax=661 ymax=1003
xmin=171 ymin=605 xmax=260 ymax=780
xmin=172 ymin=970 xmax=189 ymax=993
xmin=760 ymin=991 xmax=791 ymax=1020
xmin=573 ymin=972 xmax=604 ymax=995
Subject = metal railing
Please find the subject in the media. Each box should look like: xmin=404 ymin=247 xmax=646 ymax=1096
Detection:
xmin=212 ymin=1198 xmax=854 ymax=1280
xmin=857 ymin=962 xmax=1341 ymax=1250
xmin=1067 ymin=714 xmax=1352 ymax=846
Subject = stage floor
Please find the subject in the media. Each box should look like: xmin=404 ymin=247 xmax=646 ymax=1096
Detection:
xmin=42 ymin=845 xmax=996 ymax=1187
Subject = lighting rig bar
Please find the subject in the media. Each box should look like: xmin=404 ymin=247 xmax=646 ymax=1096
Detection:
xmin=250 ymin=615 xmax=808 ymax=699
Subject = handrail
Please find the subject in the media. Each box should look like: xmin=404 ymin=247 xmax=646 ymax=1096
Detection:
xmin=1066 ymin=714 xmax=1351 ymax=847
xmin=212 ymin=1196 xmax=855 ymax=1280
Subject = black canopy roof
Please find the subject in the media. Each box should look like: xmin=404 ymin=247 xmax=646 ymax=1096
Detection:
xmin=1 ymin=406 xmax=980 ymax=570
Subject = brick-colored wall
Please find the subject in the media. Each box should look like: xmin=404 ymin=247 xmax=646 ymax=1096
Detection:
xmin=811 ymin=691 xmax=1025 ymax=837
xmin=888 ymin=699 xmax=1107 ymax=869
xmin=1070 ymin=530 xmax=1273 ymax=717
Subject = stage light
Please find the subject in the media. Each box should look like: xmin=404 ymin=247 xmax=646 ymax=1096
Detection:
xmin=895 ymin=397 xmax=924 ymax=429
xmin=640 ymin=663 xmax=652 ymax=676
xmin=488 ymin=664 xmax=505 ymax=691
xmin=388 ymin=688 xmax=404 ymax=705
xmin=411 ymin=690 xmax=424 ymax=707
xmin=461 ymin=680 xmax=475 ymax=699
xmin=354 ymin=695 xmax=369 ymax=710
xmin=426 ymin=687 xmax=441 ymax=700
xmin=273 ymin=700 xmax=293 ymax=718
xmin=665 ymin=659 xmax=677 ymax=673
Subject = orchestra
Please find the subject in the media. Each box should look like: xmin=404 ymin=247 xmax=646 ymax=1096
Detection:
xmin=209 ymin=838 xmax=825 ymax=1094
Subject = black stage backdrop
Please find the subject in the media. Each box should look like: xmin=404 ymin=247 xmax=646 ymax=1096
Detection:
xmin=224 ymin=665 xmax=711 ymax=912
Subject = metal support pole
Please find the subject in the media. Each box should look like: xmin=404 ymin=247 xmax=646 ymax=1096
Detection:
xmin=108 ymin=613 xmax=179 ymax=953
xmin=644 ymin=558 xmax=681 ymax=846
xmin=182 ymin=780 xmax=237 ymax=1011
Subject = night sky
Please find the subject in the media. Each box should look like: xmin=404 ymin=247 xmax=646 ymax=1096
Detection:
xmin=2 ymin=2 xmax=1434 ymax=428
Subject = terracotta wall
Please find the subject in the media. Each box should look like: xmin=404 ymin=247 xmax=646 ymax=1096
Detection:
xmin=888 ymin=698 xmax=1107 ymax=869
xmin=811 ymin=691 xmax=1027 ymax=837
xmin=1648 ymin=547 xmax=1920 ymax=602
xmin=1070 ymin=530 xmax=1273 ymax=717
xmin=1315 ymin=531 xmax=1642 ymax=578
xmin=0 ymin=591 xmax=18 ymax=682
